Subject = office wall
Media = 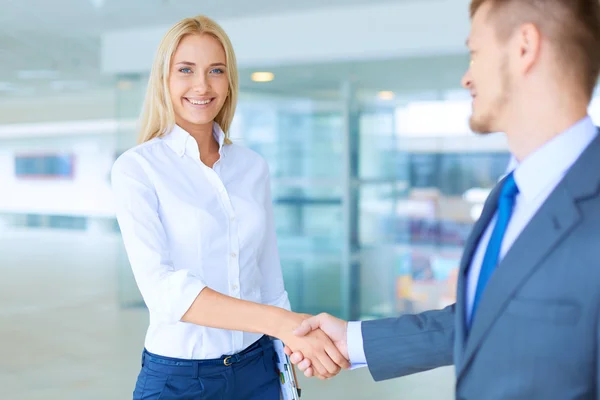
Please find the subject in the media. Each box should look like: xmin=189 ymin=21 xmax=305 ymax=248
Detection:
xmin=0 ymin=134 xmax=117 ymax=231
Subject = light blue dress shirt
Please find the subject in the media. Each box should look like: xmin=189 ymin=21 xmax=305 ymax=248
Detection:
xmin=347 ymin=116 xmax=598 ymax=367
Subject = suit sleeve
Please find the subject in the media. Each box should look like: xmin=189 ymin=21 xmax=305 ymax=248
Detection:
xmin=362 ymin=304 xmax=455 ymax=381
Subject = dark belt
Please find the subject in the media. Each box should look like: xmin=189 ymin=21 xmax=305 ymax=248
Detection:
xmin=142 ymin=335 xmax=273 ymax=377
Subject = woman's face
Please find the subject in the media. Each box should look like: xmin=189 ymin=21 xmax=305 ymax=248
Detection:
xmin=168 ymin=34 xmax=229 ymax=131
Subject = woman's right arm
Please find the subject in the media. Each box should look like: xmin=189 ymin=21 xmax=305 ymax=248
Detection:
xmin=111 ymin=152 xmax=205 ymax=323
xmin=111 ymin=153 xmax=348 ymax=377
xmin=182 ymin=287 xmax=349 ymax=377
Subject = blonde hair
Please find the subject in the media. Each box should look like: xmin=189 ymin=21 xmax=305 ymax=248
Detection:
xmin=137 ymin=15 xmax=238 ymax=144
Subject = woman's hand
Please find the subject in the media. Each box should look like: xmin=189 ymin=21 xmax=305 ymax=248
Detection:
xmin=274 ymin=312 xmax=350 ymax=379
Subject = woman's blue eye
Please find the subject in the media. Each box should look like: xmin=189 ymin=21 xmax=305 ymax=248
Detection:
xmin=179 ymin=67 xmax=192 ymax=74
xmin=211 ymin=68 xmax=224 ymax=74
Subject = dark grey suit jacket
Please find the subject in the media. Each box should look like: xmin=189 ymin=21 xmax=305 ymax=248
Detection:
xmin=362 ymin=133 xmax=600 ymax=399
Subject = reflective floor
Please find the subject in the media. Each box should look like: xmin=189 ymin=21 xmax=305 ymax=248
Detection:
xmin=0 ymin=229 xmax=454 ymax=399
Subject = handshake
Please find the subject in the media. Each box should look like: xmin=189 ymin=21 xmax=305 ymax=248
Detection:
xmin=277 ymin=312 xmax=351 ymax=380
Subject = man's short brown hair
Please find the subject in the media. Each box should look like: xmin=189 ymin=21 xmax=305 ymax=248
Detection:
xmin=470 ymin=0 xmax=600 ymax=98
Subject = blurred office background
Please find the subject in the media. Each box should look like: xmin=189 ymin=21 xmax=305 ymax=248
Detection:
xmin=3 ymin=0 xmax=600 ymax=398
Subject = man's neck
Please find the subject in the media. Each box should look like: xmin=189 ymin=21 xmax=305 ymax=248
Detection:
xmin=503 ymin=94 xmax=589 ymax=162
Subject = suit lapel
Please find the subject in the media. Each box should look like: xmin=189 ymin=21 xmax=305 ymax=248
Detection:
xmin=457 ymin=187 xmax=581 ymax=378
xmin=457 ymin=132 xmax=600 ymax=380
xmin=454 ymin=179 xmax=503 ymax=367
xmin=459 ymin=182 xmax=503 ymax=278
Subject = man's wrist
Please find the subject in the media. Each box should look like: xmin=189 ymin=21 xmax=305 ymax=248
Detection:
xmin=346 ymin=321 xmax=367 ymax=365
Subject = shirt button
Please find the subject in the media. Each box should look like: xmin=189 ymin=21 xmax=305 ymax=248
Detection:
xmin=230 ymin=216 xmax=235 ymax=222
xmin=232 ymin=284 xmax=238 ymax=291
xmin=231 ymin=252 xmax=237 ymax=258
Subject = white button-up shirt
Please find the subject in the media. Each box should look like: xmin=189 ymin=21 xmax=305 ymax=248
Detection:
xmin=111 ymin=123 xmax=290 ymax=360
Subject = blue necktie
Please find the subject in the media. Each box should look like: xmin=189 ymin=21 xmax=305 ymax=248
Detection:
xmin=470 ymin=172 xmax=519 ymax=323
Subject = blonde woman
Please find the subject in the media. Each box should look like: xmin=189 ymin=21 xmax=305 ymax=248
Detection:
xmin=111 ymin=15 xmax=349 ymax=400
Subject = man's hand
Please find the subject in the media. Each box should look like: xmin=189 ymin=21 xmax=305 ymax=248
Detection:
xmin=284 ymin=313 xmax=349 ymax=378
xmin=275 ymin=313 xmax=350 ymax=379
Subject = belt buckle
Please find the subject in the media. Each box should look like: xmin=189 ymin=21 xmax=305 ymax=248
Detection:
xmin=223 ymin=356 xmax=233 ymax=366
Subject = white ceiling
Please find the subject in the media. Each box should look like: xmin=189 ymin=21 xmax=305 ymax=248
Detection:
xmin=0 ymin=0 xmax=463 ymax=102
xmin=1 ymin=0 xmax=406 ymax=35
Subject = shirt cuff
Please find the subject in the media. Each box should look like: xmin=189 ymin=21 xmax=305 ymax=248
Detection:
xmin=171 ymin=278 xmax=207 ymax=322
xmin=346 ymin=321 xmax=368 ymax=369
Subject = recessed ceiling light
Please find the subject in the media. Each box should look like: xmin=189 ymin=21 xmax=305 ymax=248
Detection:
xmin=251 ymin=72 xmax=274 ymax=82
xmin=90 ymin=0 xmax=105 ymax=8
xmin=117 ymin=80 xmax=133 ymax=90
xmin=378 ymin=91 xmax=395 ymax=100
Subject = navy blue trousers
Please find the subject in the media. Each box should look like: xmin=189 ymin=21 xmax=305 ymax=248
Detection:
xmin=133 ymin=335 xmax=280 ymax=399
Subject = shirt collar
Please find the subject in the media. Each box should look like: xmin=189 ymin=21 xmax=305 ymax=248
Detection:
xmin=163 ymin=122 xmax=227 ymax=159
xmin=510 ymin=115 xmax=597 ymax=203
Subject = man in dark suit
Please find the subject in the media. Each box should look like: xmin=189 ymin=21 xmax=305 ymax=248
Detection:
xmin=286 ymin=0 xmax=600 ymax=398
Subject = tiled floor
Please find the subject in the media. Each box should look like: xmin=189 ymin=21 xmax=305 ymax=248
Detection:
xmin=0 ymin=229 xmax=454 ymax=399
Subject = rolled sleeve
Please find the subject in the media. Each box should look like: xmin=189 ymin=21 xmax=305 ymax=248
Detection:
xmin=111 ymin=153 xmax=207 ymax=323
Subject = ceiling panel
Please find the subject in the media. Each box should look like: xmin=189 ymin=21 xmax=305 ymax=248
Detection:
xmin=0 ymin=0 xmax=428 ymax=100
xmin=1 ymin=0 xmax=406 ymax=35
xmin=238 ymin=53 xmax=469 ymax=96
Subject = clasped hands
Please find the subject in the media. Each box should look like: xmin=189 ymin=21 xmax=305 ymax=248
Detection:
xmin=278 ymin=312 xmax=349 ymax=379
